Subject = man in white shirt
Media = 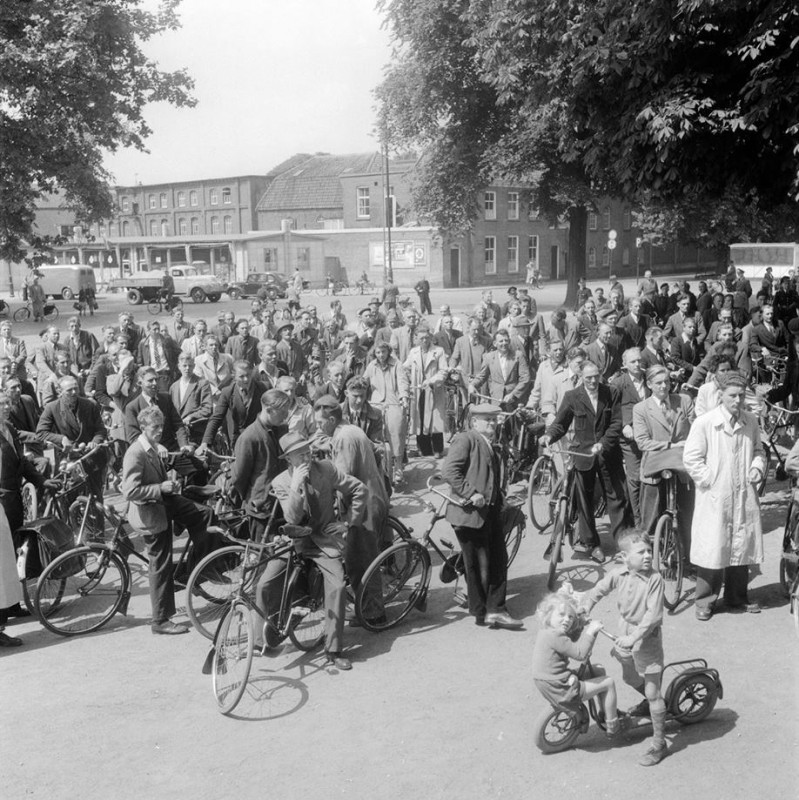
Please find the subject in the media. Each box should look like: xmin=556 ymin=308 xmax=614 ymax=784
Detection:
xmin=527 ymin=340 xmax=571 ymax=420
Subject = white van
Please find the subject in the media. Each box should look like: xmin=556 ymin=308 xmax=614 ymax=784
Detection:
xmin=36 ymin=264 xmax=97 ymax=300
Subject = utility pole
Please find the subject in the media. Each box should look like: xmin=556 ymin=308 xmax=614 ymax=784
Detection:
xmin=382 ymin=138 xmax=393 ymax=284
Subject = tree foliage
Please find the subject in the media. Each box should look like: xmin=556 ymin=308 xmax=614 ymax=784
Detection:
xmin=0 ymin=0 xmax=196 ymax=262
xmin=376 ymin=0 xmax=799 ymax=296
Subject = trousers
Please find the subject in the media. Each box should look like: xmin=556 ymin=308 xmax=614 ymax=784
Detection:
xmin=695 ymin=564 xmax=750 ymax=611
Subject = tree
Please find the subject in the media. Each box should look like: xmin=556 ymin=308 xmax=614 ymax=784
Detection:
xmin=0 ymin=0 xmax=196 ymax=263
xmin=377 ymin=0 xmax=799 ymax=303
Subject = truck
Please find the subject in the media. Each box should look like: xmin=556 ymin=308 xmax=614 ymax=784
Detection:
xmin=36 ymin=264 xmax=96 ymax=301
xmin=729 ymin=242 xmax=799 ymax=280
xmin=110 ymin=263 xmax=226 ymax=305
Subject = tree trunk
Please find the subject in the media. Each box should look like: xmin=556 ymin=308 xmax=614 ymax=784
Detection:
xmin=564 ymin=205 xmax=587 ymax=308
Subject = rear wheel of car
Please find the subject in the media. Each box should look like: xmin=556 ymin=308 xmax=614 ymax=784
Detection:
xmin=227 ymin=287 xmax=242 ymax=301
xmin=61 ymin=287 xmax=75 ymax=301
xmin=191 ymin=288 xmax=206 ymax=303
xmin=127 ymin=289 xmax=143 ymax=305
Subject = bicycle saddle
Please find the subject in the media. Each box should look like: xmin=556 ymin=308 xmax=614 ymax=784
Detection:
xmin=182 ymin=484 xmax=220 ymax=501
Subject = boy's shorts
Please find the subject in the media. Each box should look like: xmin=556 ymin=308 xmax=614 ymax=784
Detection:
xmin=616 ymin=627 xmax=664 ymax=676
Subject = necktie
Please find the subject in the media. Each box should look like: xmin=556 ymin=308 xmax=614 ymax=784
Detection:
xmin=409 ymin=330 xmax=415 ymax=348
xmin=661 ymin=401 xmax=673 ymax=424
xmin=571 ymin=374 xmax=579 ymax=388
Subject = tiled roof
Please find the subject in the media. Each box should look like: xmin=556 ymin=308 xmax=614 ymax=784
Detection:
xmin=257 ymin=152 xmax=383 ymax=211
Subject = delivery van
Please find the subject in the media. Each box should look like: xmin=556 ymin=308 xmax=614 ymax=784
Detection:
xmin=36 ymin=264 xmax=97 ymax=301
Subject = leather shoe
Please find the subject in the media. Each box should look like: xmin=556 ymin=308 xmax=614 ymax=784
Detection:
xmin=728 ymin=602 xmax=761 ymax=614
xmin=151 ymin=620 xmax=190 ymax=635
xmin=348 ymin=613 xmax=387 ymax=628
xmin=485 ymin=611 xmax=524 ymax=630
xmin=627 ymin=698 xmax=651 ymax=718
xmin=572 ymin=542 xmax=591 ymax=554
xmin=0 ymin=631 xmax=23 ymax=647
xmin=590 ymin=547 xmax=605 ymax=564
xmin=695 ymin=606 xmax=712 ymax=622
xmin=324 ymin=651 xmax=352 ymax=671
xmin=474 ymin=615 xmax=486 ymax=627
xmin=6 ymin=603 xmax=31 ymax=619
xmin=639 ymin=744 xmax=668 ymax=767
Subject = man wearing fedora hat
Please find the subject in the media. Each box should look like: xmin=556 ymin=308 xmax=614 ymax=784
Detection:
xmin=258 ymin=430 xmax=367 ymax=669
xmin=441 ymin=404 xmax=522 ymax=629
xmin=275 ymin=322 xmax=307 ymax=384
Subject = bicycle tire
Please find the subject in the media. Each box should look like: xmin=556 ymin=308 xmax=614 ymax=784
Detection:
xmin=212 ymin=601 xmax=253 ymax=715
xmin=504 ymin=514 xmax=525 ymax=568
xmin=68 ymin=496 xmax=107 ymax=545
xmin=669 ymin=673 xmax=718 ymax=724
xmin=19 ymin=544 xmax=39 ymax=615
xmin=286 ymin=561 xmax=326 ymax=652
xmin=528 ymin=455 xmax=556 ymax=532
xmin=35 ymin=545 xmax=127 ymax=636
xmin=533 ymin=705 xmax=585 ymax=753
xmin=791 ymin=575 xmax=799 ymax=641
xmin=186 ymin=545 xmax=250 ymax=640
xmin=21 ymin=482 xmax=38 ymax=523
xmin=13 ymin=306 xmax=30 ymax=322
xmin=653 ymin=513 xmax=684 ymax=611
xmin=386 ymin=514 xmax=412 ymax=545
xmin=43 ymin=305 xmax=59 ymax=321
xmin=147 ymin=299 xmax=162 ymax=315
xmin=547 ymin=498 xmax=568 ymax=591
xmin=355 ymin=540 xmax=430 ymax=632
xmin=757 ymin=443 xmax=771 ymax=496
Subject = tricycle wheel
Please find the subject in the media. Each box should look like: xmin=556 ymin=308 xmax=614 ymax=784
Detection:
xmin=669 ymin=673 xmax=718 ymax=724
xmin=534 ymin=705 xmax=586 ymax=753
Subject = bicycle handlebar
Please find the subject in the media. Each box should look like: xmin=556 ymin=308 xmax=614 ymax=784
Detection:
xmin=425 ymin=475 xmax=469 ymax=508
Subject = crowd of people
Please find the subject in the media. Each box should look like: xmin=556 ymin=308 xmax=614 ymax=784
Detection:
xmin=0 ymin=267 xmax=791 ymax=704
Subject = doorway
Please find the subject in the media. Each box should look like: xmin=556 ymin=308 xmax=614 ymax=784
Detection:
xmin=550 ymin=245 xmax=560 ymax=279
xmin=449 ymin=246 xmax=460 ymax=287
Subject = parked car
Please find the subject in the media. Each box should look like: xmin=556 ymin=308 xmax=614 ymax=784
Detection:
xmin=226 ymin=272 xmax=288 ymax=300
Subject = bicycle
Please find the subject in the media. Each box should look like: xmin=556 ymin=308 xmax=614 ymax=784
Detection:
xmin=13 ymin=298 xmax=58 ymax=322
xmin=203 ymin=528 xmax=332 ymax=715
xmin=779 ymin=476 xmax=799 ymax=639
xmin=528 ymin=446 xmax=559 ymax=532
xmin=353 ymin=475 xmax=526 ymax=632
xmin=650 ymin=468 xmax=688 ymax=611
xmin=495 ymin=406 xmax=544 ymax=491
xmin=147 ymin=291 xmax=184 ymax=315
xmin=757 ymin=397 xmax=798 ymax=496
xmin=534 ymin=623 xmax=723 ymax=753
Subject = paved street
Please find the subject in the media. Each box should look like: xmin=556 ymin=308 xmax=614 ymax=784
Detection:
xmin=1 ymin=279 xmax=798 ymax=799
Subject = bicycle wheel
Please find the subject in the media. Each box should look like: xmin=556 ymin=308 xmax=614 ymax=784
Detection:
xmin=35 ymin=546 xmax=127 ymax=636
xmin=13 ymin=306 xmax=30 ymax=322
xmin=504 ymin=511 xmax=525 ymax=569
xmin=547 ymin=498 xmax=568 ymax=591
xmin=653 ymin=513 xmax=684 ymax=611
xmin=669 ymin=674 xmax=718 ymax=724
xmin=21 ymin=482 xmax=38 ymax=523
xmin=534 ymin=705 xmax=585 ymax=753
xmin=44 ymin=304 xmax=59 ymax=321
xmin=186 ymin=545 xmax=249 ymax=640
xmin=528 ymin=455 xmax=556 ymax=531
xmin=212 ymin=601 xmax=254 ymax=715
xmin=355 ymin=540 xmax=430 ymax=632
xmin=791 ymin=574 xmax=799 ymax=641
xmin=287 ymin=561 xmax=325 ymax=652
xmin=68 ymin=496 xmax=107 ymax=544
xmin=385 ymin=515 xmax=411 ymax=545
xmin=757 ymin=443 xmax=771 ymax=496
xmin=147 ymin=299 xmax=162 ymax=315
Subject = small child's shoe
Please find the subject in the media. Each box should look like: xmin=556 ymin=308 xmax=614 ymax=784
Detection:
xmin=639 ymin=743 xmax=668 ymax=767
xmin=605 ymin=717 xmax=621 ymax=738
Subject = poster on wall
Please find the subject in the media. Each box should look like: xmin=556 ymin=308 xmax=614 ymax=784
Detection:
xmin=371 ymin=241 xmax=427 ymax=269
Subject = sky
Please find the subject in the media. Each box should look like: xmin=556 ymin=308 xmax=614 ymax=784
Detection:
xmin=102 ymin=0 xmax=394 ymax=186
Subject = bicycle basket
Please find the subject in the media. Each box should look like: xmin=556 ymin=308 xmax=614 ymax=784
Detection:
xmin=19 ymin=517 xmax=77 ymax=579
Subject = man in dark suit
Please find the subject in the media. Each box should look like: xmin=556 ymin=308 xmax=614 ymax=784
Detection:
xmin=37 ymin=375 xmax=108 ymax=496
xmin=64 ymin=317 xmax=99 ymax=376
xmin=137 ymin=320 xmax=180 ymax=392
xmin=225 ymin=319 xmax=260 ymax=367
xmin=543 ymin=361 xmax=632 ymax=562
xmin=433 ymin=315 xmax=462 ymax=358
xmin=663 ymin=294 xmax=708 ymax=346
xmin=585 ymin=322 xmax=622 ymax=383
xmin=4 ymin=376 xmax=48 ymax=476
xmin=669 ymin=316 xmax=702 ymax=378
xmin=441 ymin=404 xmax=522 ymax=629
xmin=618 ymin=298 xmax=651 ymax=350
xmin=120 ymin=405 xmax=215 ymax=635
xmin=169 ymin=353 xmax=213 ymax=445
xmin=609 ymin=348 xmax=650 ymax=527
xmin=449 ymin=318 xmax=490 ymax=392
xmin=124 ymin=366 xmax=191 ymax=454
xmin=197 ymin=361 xmax=267 ymax=454
xmin=340 ymin=377 xmax=384 ymax=442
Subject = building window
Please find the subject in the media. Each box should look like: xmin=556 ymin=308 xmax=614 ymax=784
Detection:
xmin=623 ymin=209 xmax=632 ymax=230
xmin=122 ymin=221 xmax=130 ymax=236
xmin=222 ymin=188 xmax=231 ymax=204
xmin=177 ymin=191 xmax=186 ymax=208
xmin=356 ymin=187 xmax=370 ymax=219
xmin=149 ymin=194 xmax=156 ymax=210
xmin=622 ymin=247 xmax=630 ymax=266
xmin=484 ymin=191 xmax=496 ymax=220
xmin=209 ymin=189 xmax=218 ymax=206
xmin=178 ymin=218 xmax=187 ymax=236
xmin=507 ymin=192 xmax=519 ymax=220
xmin=160 ymin=193 xmax=167 ymax=209
xmin=190 ymin=190 xmax=198 ymax=207
xmin=507 ymin=235 xmax=519 ymax=273
xmin=121 ymin=196 xmax=130 ymax=213
xmin=191 ymin=217 xmax=199 ymax=234
xmin=149 ymin=219 xmax=157 ymax=236
xmin=211 ymin=217 xmax=219 ymax=234
xmin=602 ymin=207 xmax=611 ymax=230
xmin=588 ymin=212 xmax=598 ymax=231
xmin=588 ymin=247 xmax=596 ymax=269
xmin=160 ymin=219 xmax=168 ymax=236
xmin=223 ymin=216 xmax=232 ymax=234
xmin=602 ymin=245 xmax=609 ymax=267
xmin=528 ymin=204 xmax=540 ymax=220
xmin=264 ymin=248 xmax=278 ymax=266
xmin=297 ymin=247 xmax=311 ymax=271
xmin=484 ymin=236 xmax=496 ymax=274
xmin=527 ymin=235 xmax=539 ymax=267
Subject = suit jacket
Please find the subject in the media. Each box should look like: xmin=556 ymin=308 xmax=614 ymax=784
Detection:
xmin=194 ymin=351 xmax=235 ymax=395
xmin=225 ymin=335 xmax=260 ymax=367
xmin=617 ymin=313 xmax=651 ymax=350
xmin=750 ymin=321 xmax=788 ymax=357
xmin=433 ymin=329 xmax=462 ymax=358
xmin=441 ymin=429 xmax=501 ymax=529
xmin=114 ymin=324 xmax=143 ymax=355
xmin=65 ymin=330 xmax=99 ymax=372
xmin=137 ymin=335 xmax=180 ymax=378
xmin=669 ymin=337 xmax=702 ymax=373
xmin=341 ymin=401 xmax=384 ymax=441
xmin=201 ymin=380 xmax=267 ymax=447
xmin=449 ymin=336 xmax=489 ymax=380
xmin=276 ymin=339 xmax=306 ymax=380
xmin=663 ymin=312 xmax=707 ymax=345
xmin=639 ymin=345 xmax=669 ymax=373
xmin=549 ymin=319 xmax=583 ymax=353
xmin=9 ymin=395 xmax=41 ymax=448
xmin=124 ymin=392 xmax=188 ymax=451
xmin=585 ymin=341 xmax=621 ymax=383
xmin=169 ymin=375 xmax=213 ymax=424
xmin=473 ymin=350 xmax=531 ymax=405
xmin=632 ymin=393 xmax=695 ymax=484
xmin=37 ymin=396 xmax=106 ymax=448
xmin=389 ymin=326 xmax=419 ymax=364
xmin=546 ymin=383 xmax=622 ymax=467
xmin=609 ymin=372 xmax=651 ymax=427
xmin=0 ymin=424 xmax=41 ymax=495
xmin=121 ymin=436 xmax=169 ymax=534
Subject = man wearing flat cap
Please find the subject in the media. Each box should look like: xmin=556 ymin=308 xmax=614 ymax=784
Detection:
xmin=258 ymin=431 xmax=367 ymax=670
xmin=275 ymin=321 xmax=307 ymax=385
xmin=441 ymin=404 xmax=522 ymax=629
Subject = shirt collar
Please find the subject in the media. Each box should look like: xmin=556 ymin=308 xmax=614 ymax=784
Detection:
xmin=139 ymin=434 xmax=154 ymax=452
